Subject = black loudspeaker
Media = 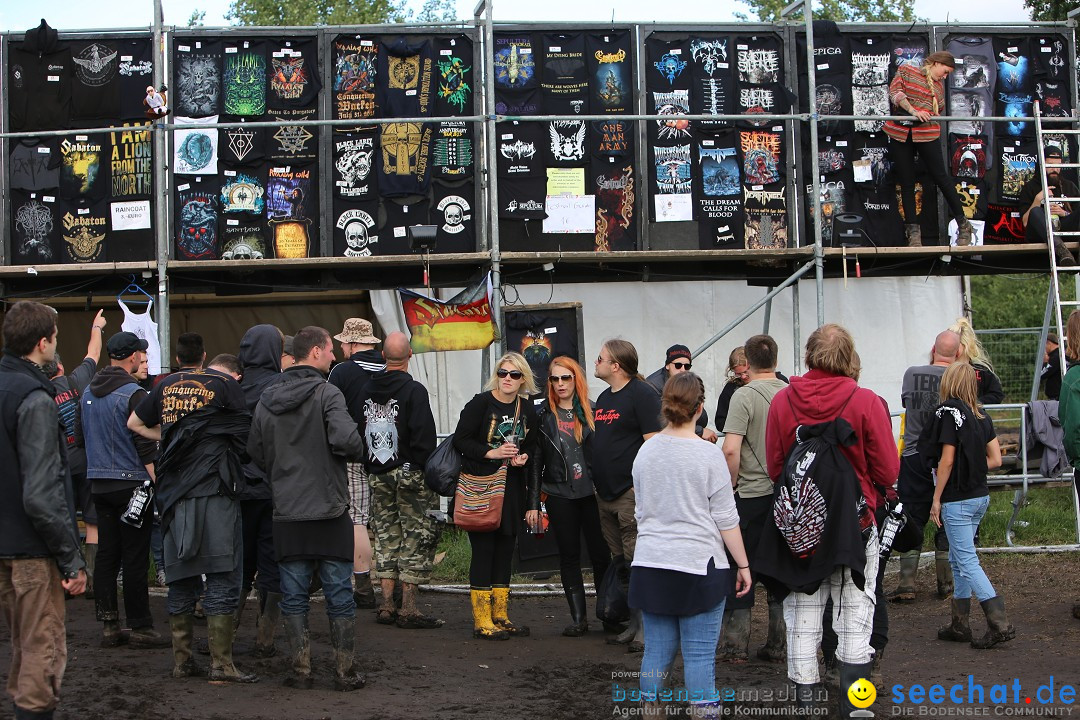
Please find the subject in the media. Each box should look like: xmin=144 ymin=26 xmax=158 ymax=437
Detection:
xmin=834 ymin=213 xmax=870 ymax=247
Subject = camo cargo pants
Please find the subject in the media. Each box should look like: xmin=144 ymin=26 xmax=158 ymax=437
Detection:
xmin=369 ymin=466 xmax=440 ymax=585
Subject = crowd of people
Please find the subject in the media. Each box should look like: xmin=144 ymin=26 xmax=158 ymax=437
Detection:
xmin=0 ymin=300 xmax=1061 ymax=720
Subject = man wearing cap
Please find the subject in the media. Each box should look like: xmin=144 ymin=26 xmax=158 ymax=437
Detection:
xmin=1020 ymin=146 xmax=1079 ymax=265
xmin=75 ymin=331 xmax=167 ymax=649
xmin=328 ymin=318 xmax=386 ymax=610
xmin=645 ymin=344 xmax=717 ymax=442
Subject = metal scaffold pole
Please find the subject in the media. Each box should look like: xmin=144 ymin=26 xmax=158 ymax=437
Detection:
xmin=152 ymin=0 xmax=170 ymax=372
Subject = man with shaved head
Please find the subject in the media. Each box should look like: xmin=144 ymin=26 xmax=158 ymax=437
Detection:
xmin=351 ymin=331 xmax=441 ymax=629
xmin=890 ymin=329 xmax=960 ymax=604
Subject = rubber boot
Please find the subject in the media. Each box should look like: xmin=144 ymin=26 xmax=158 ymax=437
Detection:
xmin=328 ymin=616 xmax=366 ymax=691
xmin=491 ymin=585 xmax=530 ymax=636
xmin=971 ymin=596 xmax=1016 ymax=649
xmin=101 ymin=620 xmax=127 ymax=648
xmin=608 ymin=607 xmax=641 ymax=645
xmin=822 ymin=654 xmax=840 ymax=688
xmin=888 ymin=550 xmax=919 ymax=604
xmin=937 ymin=598 xmax=972 ymax=642
xmin=718 ymin=608 xmax=751 ymax=662
xmin=756 ymin=598 xmax=787 ymax=662
xmin=353 ymin=572 xmax=376 ymax=610
xmin=281 ymin=614 xmax=314 ymax=688
xmin=935 ymin=550 xmax=953 ymax=599
xmin=905 ymin=224 xmax=922 ymax=247
xmin=470 ymin=588 xmax=509 ymax=640
xmin=870 ymin=648 xmax=884 ymax=691
xmin=83 ymin=543 xmax=97 ymax=600
xmin=562 ymin=584 xmax=588 ymax=637
xmin=169 ymin=614 xmax=205 ymax=678
xmin=795 ymin=683 xmax=823 ymax=710
xmin=838 ymin=661 xmax=875 ymax=718
xmin=206 ymin=614 xmax=258 ymax=684
xmin=956 ymin=219 xmax=974 ymax=246
xmin=252 ymin=590 xmax=282 ymax=658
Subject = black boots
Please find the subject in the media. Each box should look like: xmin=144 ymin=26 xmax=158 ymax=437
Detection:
xmin=562 ymin=584 xmax=588 ymax=637
xmin=282 ymin=614 xmax=313 ymax=688
xmin=329 ymin=616 xmax=366 ymax=691
xmin=838 ymin=661 xmax=875 ymax=717
xmin=756 ymin=598 xmax=787 ymax=662
xmin=718 ymin=608 xmax=751 ymax=661
xmin=935 ymin=550 xmax=953 ymax=600
xmin=971 ymin=596 xmax=1016 ymax=649
xmin=252 ymin=590 xmax=282 ymax=658
xmin=937 ymin=598 xmax=973 ymax=642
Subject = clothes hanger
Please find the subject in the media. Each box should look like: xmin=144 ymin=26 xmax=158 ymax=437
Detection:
xmin=117 ymin=274 xmax=154 ymax=306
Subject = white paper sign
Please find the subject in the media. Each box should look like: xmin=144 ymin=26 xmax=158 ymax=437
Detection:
xmin=111 ymin=200 xmax=152 ymax=231
xmin=543 ymin=195 xmax=595 ymax=234
xmin=654 ymin=194 xmax=694 ymax=223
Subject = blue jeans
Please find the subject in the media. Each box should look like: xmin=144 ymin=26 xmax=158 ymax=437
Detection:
xmin=278 ymin=559 xmax=355 ymax=619
xmin=639 ymin=600 xmax=725 ymax=704
xmin=167 ymin=565 xmax=240 ymax=616
xmin=942 ymin=496 xmax=995 ymax=602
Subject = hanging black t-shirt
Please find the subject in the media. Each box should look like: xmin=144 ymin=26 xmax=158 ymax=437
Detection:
xmin=11 ymin=190 xmax=61 ymax=265
xmin=544 ymin=120 xmax=588 ymax=166
xmin=998 ymin=140 xmax=1038 ymax=204
xmin=848 ymin=36 xmax=889 ymax=85
xmin=378 ymin=36 xmax=434 ymax=119
xmin=739 ymin=82 xmax=792 ymax=129
xmin=266 ymin=166 xmax=317 ymax=259
xmin=593 ymin=160 xmax=636 ymax=252
xmin=267 ymin=37 xmax=321 ymax=109
xmin=493 ymin=34 xmax=538 ymax=91
xmin=735 ymin=35 xmax=782 ymax=85
xmin=57 ymin=197 xmax=109 ymax=263
xmin=813 ymin=178 xmax=852 ymax=248
xmin=109 ymin=123 xmax=153 ymax=198
xmin=698 ymin=194 xmax=744 ymax=250
xmin=652 ymin=89 xmax=693 ymax=144
xmin=982 ymin=203 xmax=1026 ymax=244
xmin=174 ymin=39 xmax=223 ymax=117
xmin=646 ymin=35 xmax=692 ymax=91
xmin=267 ymin=107 xmax=318 ymax=163
xmin=71 ymin=39 xmax=120 ymax=121
xmin=175 ymin=177 xmax=222 ymax=261
xmin=652 ymin=143 xmax=693 ymax=196
xmin=949 ymin=87 xmax=991 ymax=137
xmin=219 ymin=116 xmax=267 ymax=167
xmin=108 ymin=198 xmax=155 ymax=262
xmin=1035 ymin=79 xmax=1072 ymax=120
xmin=541 ymin=33 xmax=588 ymax=115
xmin=220 ymin=168 xmax=267 ymax=215
xmin=851 ymin=132 xmax=894 ymax=193
xmin=221 ymin=212 xmax=272 ymax=260
xmin=593 ymin=119 xmax=634 ymax=158
xmin=948 ymin=36 xmax=996 ymax=91
xmin=432 ymin=179 xmax=476 ymax=254
xmin=994 ymin=37 xmax=1032 ymax=94
xmin=333 ymin=200 xmax=381 ymax=258
xmin=498 ymin=177 xmax=547 ymax=220
xmin=949 ymin=134 xmax=989 ymax=180
xmin=689 ymin=36 xmax=733 ymax=129
xmin=222 ymin=40 xmax=267 ymax=117
xmin=739 ymin=128 xmax=784 ymax=186
xmin=59 ymin=133 xmax=110 ymax=201
xmin=953 ymin=178 xmax=989 ymax=221
xmin=333 ymin=36 xmax=379 ymax=121
xmin=332 ymin=130 xmax=377 ymax=200
xmin=377 ymin=122 xmax=433 ymax=197
xmin=494 ymin=87 xmax=542 ymax=117
xmin=8 ymin=41 xmax=73 ymax=132
xmin=814 ymin=133 xmax=853 ymax=177
xmin=586 ymin=31 xmax=633 ymax=114
xmin=10 ymin=138 xmax=61 ymax=192
xmin=591 ymin=378 xmax=662 ymax=501
xmin=496 ymin=122 xmax=544 ymax=177
xmin=434 ymin=35 xmax=474 ymax=117
xmin=891 ymin=36 xmax=928 ymax=76
xmin=117 ymin=38 xmax=154 ymax=120
xmin=744 ymin=182 xmax=789 ymax=250
xmin=695 ymin=132 xmax=741 ymax=196
xmin=1033 ymin=34 xmax=1069 ymax=80
xmin=432 ymin=122 xmax=474 ymax=180
xmin=379 ymin=196 xmax=430 ymax=255
xmin=853 ymin=185 xmax=905 ymax=247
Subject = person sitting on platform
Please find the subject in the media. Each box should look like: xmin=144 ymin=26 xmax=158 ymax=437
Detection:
xmin=1019 ymin=146 xmax=1078 ymax=266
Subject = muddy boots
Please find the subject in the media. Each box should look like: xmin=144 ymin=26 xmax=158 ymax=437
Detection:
xmin=353 ymin=572 xmax=376 ymax=610
xmin=206 ymin=614 xmax=258 ymax=684
xmin=491 ymin=585 xmax=530 ymax=636
xmin=169 ymin=614 xmax=205 ymax=678
xmin=888 ymin=550 xmax=919 ymax=604
xmin=1055 ymin=238 xmax=1078 ymax=265
xmin=329 ymin=617 xmax=366 ymax=691
xmin=562 ymin=583 xmax=589 ymax=637
xmin=83 ymin=544 xmax=97 ymax=600
xmin=971 ymin=596 xmax=1016 ymax=649
xmin=838 ymin=661 xmax=875 ymax=717
xmin=252 ymin=590 xmax=282 ymax=658
xmin=470 ymin=588 xmax=509 ymax=640
xmin=608 ymin=608 xmax=644 ymax=653
xmin=756 ymin=598 xmax=787 ymax=662
xmin=282 ymin=614 xmax=314 ymax=688
xmin=905 ymin=224 xmax=922 ymax=247
xmin=956 ymin=219 xmax=974 ymax=246
xmin=718 ymin=608 xmax=751 ymax=662
xmin=937 ymin=598 xmax=973 ymax=642
xmin=935 ymin=550 xmax=954 ymax=599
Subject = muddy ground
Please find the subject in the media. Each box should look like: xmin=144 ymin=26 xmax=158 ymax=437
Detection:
xmin=1 ymin=553 xmax=1078 ymax=720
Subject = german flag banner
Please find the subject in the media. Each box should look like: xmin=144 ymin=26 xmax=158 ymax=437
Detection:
xmin=399 ymin=274 xmax=497 ymax=353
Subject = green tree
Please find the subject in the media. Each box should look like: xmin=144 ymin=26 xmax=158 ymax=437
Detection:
xmin=736 ymin=0 xmax=916 ymax=22
xmin=413 ymin=0 xmax=457 ymax=22
xmin=187 ymin=9 xmax=206 ymax=26
xmin=226 ymin=0 xmax=409 ymax=26
xmin=1024 ymin=0 xmax=1079 ymax=20
xmin=970 ymin=274 xmax=1076 ymax=330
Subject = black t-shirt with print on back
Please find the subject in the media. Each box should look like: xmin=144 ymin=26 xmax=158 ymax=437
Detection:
xmin=591 ymin=377 xmax=662 ymax=501
xmin=937 ymin=413 xmax=994 ymax=504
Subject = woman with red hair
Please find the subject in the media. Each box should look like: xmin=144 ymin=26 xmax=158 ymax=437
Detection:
xmin=527 ymin=356 xmax=612 ymax=636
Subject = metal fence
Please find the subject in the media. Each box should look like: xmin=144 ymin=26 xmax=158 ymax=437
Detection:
xmin=976 ymin=328 xmax=1044 ymax=404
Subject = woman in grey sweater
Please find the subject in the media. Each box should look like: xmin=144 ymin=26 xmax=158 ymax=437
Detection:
xmin=629 ymin=372 xmax=751 ymax=718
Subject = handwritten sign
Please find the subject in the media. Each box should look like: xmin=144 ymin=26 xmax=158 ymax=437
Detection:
xmin=543 ymin=195 xmax=595 ymax=234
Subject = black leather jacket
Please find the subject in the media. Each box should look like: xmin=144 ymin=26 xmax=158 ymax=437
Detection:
xmin=526 ymin=405 xmax=593 ymax=511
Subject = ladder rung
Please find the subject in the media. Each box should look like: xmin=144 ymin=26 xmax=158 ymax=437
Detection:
xmin=1050 ymin=197 xmax=1080 ymax=202
xmin=1059 ymin=300 xmax=1080 ymax=306
xmin=1054 ymin=265 xmax=1080 ymax=272
xmin=1050 ymin=163 xmax=1080 ymax=169
xmin=1054 ymin=231 xmax=1080 ymax=236
xmin=1041 ymin=128 xmax=1080 ymax=135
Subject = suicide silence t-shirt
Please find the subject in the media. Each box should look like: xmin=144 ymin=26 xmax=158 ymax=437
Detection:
xmin=378 ymin=36 xmax=434 ymax=119
xmin=950 ymin=134 xmax=988 ymax=180
xmin=333 ymin=130 xmax=377 ymax=201
xmin=221 ymin=212 xmax=271 ymax=260
xmin=1035 ymin=80 xmax=1072 ymax=120
xmin=1033 ymin=35 xmax=1069 ymax=80
xmin=744 ymin=183 xmax=788 ymax=250
xmin=739 ymin=128 xmax=783 ymax=186
xmin=10 ymin=191 xmax=60 ymax=265
xmin=380 ymin=195 xmax=431 ymax=255
xmin=70 ymin=39 xmax=120 ymax=121
xmin=10 ymin=139 xmax=61 ymax=192
xmin=267 ymin=107 xmax=318 ymax=163
xmin=496 ymin=122 xmax=544 ymax=177
xmin=174 ymin=39 xmax=223 ymax=117
xmin=60 ymin=133 xmax=110 ymax=200
xmin=267 ymin=37 xmax=321 ymax=109
xmin=219 ymin=116 xmax=266 ymax=166
xmin=333 ymin=199 xmax=380 ymax=258
xmin=434 ymin=35 xmax=473 ymax=117
xmin=377 ymin=122 xmax=433 ymax=197
xmin=432 ymin=179 xmax=475 ymax=254
xmin=591 ymin=379 xmax=662 ymax=501
xmin=493 ymin=34 xmax=537 ymax=91
xmin=646 ymin=35 xmax=692 ymax=92
xmin=117 ymin=38 xmax=154 ymax=120
xmin=689 ymin=36 xmax=733 ymax=129
xmin=735 ymin=35 xmax=782 ymax=85
xmin=175 ymin=178 xmax=221 ymax=260
xmin=593 ymin=120 xmax=634 ymax=159
xmin=982 ymin=203 xmax=1026 ymax=244
xmin=333 ymin=36 xmax=379 ymax=121
xmin=57 ymin=197 xmax=109 ymax=263
xmin=545 ymin=120 xmax=588 ymax=167
xmin=223 ymin=41 xmax=267 ymax=117
xmin=541 ymin=33 xmax=588 ymax=115
xmin=109 ymin=124 xmax=153 ymax=198
xmin=432 ymin=122 xmax=474 ymax=179
xmin=593 ymin=161 xmax=636 ymax=252
xmin=221 ymin=169 xmax=267 ymax=215
xmin=499 ymin=177 xmax=546 ymax=220
xmin=587 ymin=31 xmax=633 ymax=114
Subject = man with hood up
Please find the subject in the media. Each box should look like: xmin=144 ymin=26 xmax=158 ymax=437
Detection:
xmin=236 ymin=325 xmax=286 ymax=658
xmin=248 ymin=326 xmax=366 ymax=691
xmin=351 ymin=331 xmax=440 ymax=629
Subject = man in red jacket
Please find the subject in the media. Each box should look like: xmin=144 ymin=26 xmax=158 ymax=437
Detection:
xmin=764 ymin=324 xmax=899 ymax=717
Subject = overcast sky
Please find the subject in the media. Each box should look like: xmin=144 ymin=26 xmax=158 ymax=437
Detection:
xmin=1 ymin=0 xmax=1032 ymax=32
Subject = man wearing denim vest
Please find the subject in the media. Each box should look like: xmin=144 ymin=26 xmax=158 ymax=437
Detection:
xmin=75 ymin=331 xmax=166 ymax=649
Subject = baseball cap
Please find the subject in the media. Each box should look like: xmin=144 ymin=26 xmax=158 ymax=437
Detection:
xmin=107 ymin=331 xmax=149 ymax=360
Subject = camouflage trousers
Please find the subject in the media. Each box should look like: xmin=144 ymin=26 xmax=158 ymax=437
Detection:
xmin=369 ymin=466 xmax=439 ymax=585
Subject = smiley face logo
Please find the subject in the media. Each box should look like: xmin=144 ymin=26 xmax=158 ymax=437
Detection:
xmin=848 ymin=677 xmax=876 ymax=709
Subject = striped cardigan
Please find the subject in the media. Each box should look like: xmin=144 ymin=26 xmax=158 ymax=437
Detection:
xmin=883 ymin=62 xmax=945 ymax=143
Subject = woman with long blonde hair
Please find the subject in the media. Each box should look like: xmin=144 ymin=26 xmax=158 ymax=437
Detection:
xmin=948 ymin=317 xmax=1004 ymax=404
xmin=526 ymin=356 xmax=611 ymax=636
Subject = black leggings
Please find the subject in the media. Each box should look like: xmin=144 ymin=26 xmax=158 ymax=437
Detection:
xmin=468 ymin=530 xmax=516 ymax=588
xmin=546 ymin=494 xmax=611 ymax=591
xmin=889 ymin=135 xmax=966 ymax=224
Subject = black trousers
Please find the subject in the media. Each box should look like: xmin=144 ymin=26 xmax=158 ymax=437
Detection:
xmin=241 ymin=498 xmax=280 ymax=594
xmin=898 ymin=453 xmax=949 ymax=552
xmin=93 ymin=487 xmax=153 ymax=629
xmin=889 ymin=135 xmax=966 ymax=224
xmin=546 ymin=494 xmax=611 ymax=591
xmin=1026 ymin=205 xmax=1080 ymax=245
xmin=467 ymin=530 xmax=516 ymax=588
xmin=728 ymin=493 xmax=774 ymax=610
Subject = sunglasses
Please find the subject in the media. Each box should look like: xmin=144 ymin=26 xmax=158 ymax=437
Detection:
xmin=549 ymin=374 xmax=574 ymax=383
xmin=671 ymin=361 xmax=692 ymax=370
xmin=496 ymin=369 xmax=524 ymax=380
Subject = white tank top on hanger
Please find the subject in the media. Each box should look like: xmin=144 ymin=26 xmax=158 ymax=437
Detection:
xmin=118 ymin=298 xmax=162 ymax=375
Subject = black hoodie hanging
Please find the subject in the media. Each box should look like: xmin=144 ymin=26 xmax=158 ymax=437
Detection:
xmin=9 ymin=20 xmax=73 ymax=131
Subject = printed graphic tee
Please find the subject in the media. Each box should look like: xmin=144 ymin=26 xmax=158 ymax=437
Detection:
xmin=71 ymin=39 xmax=120 ymax=120
xmin=174 ymin=39 xmax=223 ymax=117
xmin=10 ymin=191 xmax=61 ymax=264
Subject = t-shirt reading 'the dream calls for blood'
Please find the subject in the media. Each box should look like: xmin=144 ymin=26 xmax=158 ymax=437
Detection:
xmin=591 ymin=377 xmax=662 ymax=501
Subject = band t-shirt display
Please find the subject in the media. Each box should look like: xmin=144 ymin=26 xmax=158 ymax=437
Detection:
xmin=10 ymin=139 xmax=61 ymax=192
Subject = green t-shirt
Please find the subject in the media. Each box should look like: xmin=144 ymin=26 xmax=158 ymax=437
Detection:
xmin=722 ymin=378 xmax=787 ymax=499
